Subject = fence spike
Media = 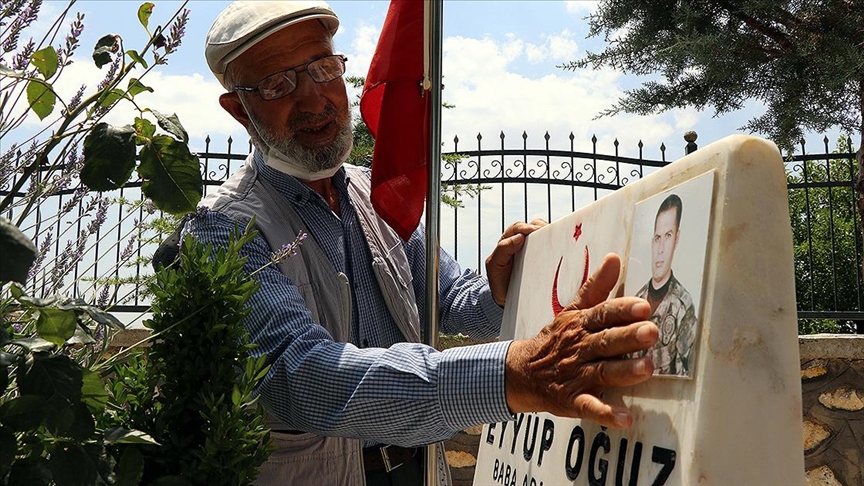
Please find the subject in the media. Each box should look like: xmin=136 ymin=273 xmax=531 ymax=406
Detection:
xmin=591 ymin=134 xmax=597 ymax=144
xmin=569 ymin=132 xmax=575 ymax=141
xmin=544 ymin=131 xmax=550 ymax=141
xmin=522 ymin=131 xmax=528 ymax=140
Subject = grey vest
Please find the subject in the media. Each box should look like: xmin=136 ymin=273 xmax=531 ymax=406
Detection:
xmin=203 ymin=158 xmax=450 ymax=485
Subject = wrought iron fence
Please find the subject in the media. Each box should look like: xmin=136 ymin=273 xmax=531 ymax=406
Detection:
xmin=2 ymin=132 xmax=860 ymax=332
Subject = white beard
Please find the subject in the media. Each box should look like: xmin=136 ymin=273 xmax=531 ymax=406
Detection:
xmin=243 ymin=98 xmax=354 ymax=181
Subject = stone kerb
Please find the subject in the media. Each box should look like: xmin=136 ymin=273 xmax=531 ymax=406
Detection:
xmin=800 ymin=334 xmax=863 ymax=486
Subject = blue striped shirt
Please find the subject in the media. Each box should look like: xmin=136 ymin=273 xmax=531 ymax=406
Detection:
xmin=184 ymin=153 xmax=514 ymax=447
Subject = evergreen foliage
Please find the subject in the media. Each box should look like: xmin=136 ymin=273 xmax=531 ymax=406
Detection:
xmin=564 ymin=0 xmax=863 ymax=152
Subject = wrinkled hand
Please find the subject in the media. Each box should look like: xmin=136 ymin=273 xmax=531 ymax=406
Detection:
xmin=504 ymin=253 xmax=658 ymax=428
xmin=486 ymin=219 xmax=547 ymax=306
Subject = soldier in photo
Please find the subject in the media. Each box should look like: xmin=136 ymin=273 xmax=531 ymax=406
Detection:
xmin=635 ymin=194 xmax=697 ymax=376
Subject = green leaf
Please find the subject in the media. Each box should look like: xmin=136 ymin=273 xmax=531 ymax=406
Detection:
xmin=92 ymin=34 xmax=119 ymax=68
xmin=65 ymin=402 xmax=96 ymax=442
xmin=9 ymin=283 xmax=23 ymax=299
xmin=36 ymin=308 xmax=76 ymax=347
xmin=66 ymin=326 xmax=96 ymax=345
xmin=126 ymin=49 xmax=149 ymax=68
xmin=0 ymin=64 xmax=25 ymax=78
xmin=0 ymin=425 xmax=15 ymax=475
xmin=103 ymin=427 xmax=160 ymax=445
xmin=114 ymin=446 xmax=144 ymax=486
xmin=57 ymin=299 xmax=125 ymax=329
xmin=98 ymin=88 xmax=126 ymax=108
xmin=127 ymin=77 xmax=153 ymax=98
xmin=44 ymin=394 xmax=75 ymax=436
xmin=81 ymin=123 xmax=137 ymax=191
xmin=0 ymin=395 xmax=47 ymax=430
xmin=25 ymin=80 xmax=55 ymax=120
xmin=0 ymin=350 xmax=15 ymax=366
xmin=17 ymin=293 xmax=58 ymax=308
xmin=150 ymin=476 xmax=193 ymax=486
xmin=8 ymin=457 xmax=52 ymax=485
xmin=17 ymin=354 xmax=83 ymax=402
xmin=49 ymin=442 xmax=97 ymax=486
xmin=30 ymin=46 xmax=59 ymax=79
xmin=134 ymin=116 xmax=156 ymax=144
xmin=9 ymin=336 xmax=55 ymax=353
xmin=150 ymin=110 xmax=189 ymax=143
xmin=231 ymin=386 xmax=241 ymax=406
xmin=0 ymin=218 xmax=36 ymax=284
xmin=138 ymin=135 xmax=202 ymax=214
xmin=138 ymin=2 xmax=155 ymax=29
xmin=80 ymin=369 xmax=109 ymax=413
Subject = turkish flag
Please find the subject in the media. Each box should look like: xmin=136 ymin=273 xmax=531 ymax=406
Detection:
xmin=360 ymin=0 xmax=430 ymax=241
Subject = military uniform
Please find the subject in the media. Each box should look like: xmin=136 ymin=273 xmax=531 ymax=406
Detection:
xmin=635 ymin=273 xmax=697 ymax=376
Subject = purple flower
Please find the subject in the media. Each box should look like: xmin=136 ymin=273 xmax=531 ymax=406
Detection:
xmin=163 ymin=9 xmax=189 ymax=56
xmin=270 ymin=232 xmax=307 ymax=264
xmin=86 ymin=197 xmax=109 ymax=235
xmin=96 ymin=284 xmax=111 ymax=307
xmin=119 ymin=230 xmax=138 ymax=261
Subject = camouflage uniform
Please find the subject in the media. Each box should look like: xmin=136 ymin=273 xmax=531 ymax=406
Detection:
xmin=635 ymin=274 xmax=697 ymax=376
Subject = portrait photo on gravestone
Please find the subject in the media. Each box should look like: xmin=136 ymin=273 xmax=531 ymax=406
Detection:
xmin=625 ymin=172 xmax=714 ymax=378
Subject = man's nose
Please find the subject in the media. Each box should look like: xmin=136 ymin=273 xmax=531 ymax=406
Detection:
xmin=291 ymin=72 xmax=328 ymax=113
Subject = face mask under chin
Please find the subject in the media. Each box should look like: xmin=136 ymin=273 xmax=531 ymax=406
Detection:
xmin=247 ymin=109 xmax=354 ymax=182
xmin=265 ymin=140 xmax=352 ymax=181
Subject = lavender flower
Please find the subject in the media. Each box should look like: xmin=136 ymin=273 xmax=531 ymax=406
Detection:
xmin=2 ymin=0 xmax=40 ymax=57
xmin=141 ymin=199 xmax=157 ymax=214
xmin=27 ymin=231 xmax=53 ymax=281
xmin=163 ymin=9 xmax=189 ymax=56
xmin=86 ymin=197 xmax=109 ymax=235
xmin=10 ymin=38 xmax=34 ymax=70
xmin=64 ymin=84 xmax=86 ymax=113
xmin=94 ymin=56 xmax=120 ymax=116
xmin=50 ymin=238 xmax=76 ymax=291
xmin=57 ymin=12 xmax=84 ymax=67
xmin=0 ymin=144 xmax=19 ymax=189
xmin=270 ymin=232 xmax=307 ymax=264
xmin=60 ymin=186 xmax=87 ymax=216
xmin=119 ymin=229 xmax=138 ymax=261
xmin=96 ymin=284 xmax=111 ymax=307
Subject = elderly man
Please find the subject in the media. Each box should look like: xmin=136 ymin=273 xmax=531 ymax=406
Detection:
xmin=189 ymin=1 xmax=659 ymax=484
xmin=635 ymin=194 xmax=697 ymax=376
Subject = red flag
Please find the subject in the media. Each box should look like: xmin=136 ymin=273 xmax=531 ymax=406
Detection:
xmin=360 ymin=0 xmax=430 ymax=241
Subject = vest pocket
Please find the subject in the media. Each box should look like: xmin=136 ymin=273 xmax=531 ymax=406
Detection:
xmin=371 ymin=257 xmax=421 ymax=343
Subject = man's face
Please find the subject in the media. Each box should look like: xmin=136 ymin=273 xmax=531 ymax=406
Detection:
xmin=651 ymin=208 xmax=680 ymax=286
xmin=230 ymin=21 xmax=352 ymax=171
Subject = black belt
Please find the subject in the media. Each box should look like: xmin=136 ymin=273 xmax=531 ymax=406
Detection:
xmin=363 ymin=445 xmax=418 ymax=473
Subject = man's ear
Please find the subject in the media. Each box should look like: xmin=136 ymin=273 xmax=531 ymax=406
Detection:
xmin=219 ymin=92 xmax=251 ymax=127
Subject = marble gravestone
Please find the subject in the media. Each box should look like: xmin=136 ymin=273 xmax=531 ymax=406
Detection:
xmin=474 ymin=135 xmax=805 ymax=485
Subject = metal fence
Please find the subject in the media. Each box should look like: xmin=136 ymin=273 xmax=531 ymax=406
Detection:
xmin=3 ymin=132 xmax=861 ymax=332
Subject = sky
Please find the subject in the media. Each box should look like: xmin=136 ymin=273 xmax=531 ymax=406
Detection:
xmin=8 ymin=0 xmax=847 ymax=273
xmin=23 ymin=0 xmax=844 ymax=157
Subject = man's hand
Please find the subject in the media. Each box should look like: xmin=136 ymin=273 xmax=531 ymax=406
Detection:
xmin=486 ymin=219 xmax=547 ymax=306
xmin=504 ymin=253 xmax=658 ymax=428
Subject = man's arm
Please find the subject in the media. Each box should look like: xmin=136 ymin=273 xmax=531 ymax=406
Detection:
xmin=184 ymin=211 xmax=514 ymax=446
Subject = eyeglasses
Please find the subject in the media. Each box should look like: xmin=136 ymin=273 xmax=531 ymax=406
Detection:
xmin=233 ymin=54 xmax=348 ymax=101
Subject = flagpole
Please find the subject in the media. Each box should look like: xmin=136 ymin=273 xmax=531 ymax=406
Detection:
xmin=423 ymin=0 xmax=444 ymax=484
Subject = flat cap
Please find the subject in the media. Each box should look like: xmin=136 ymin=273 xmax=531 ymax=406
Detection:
xmin=205 ymin=1 xmax=339 ymax=88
